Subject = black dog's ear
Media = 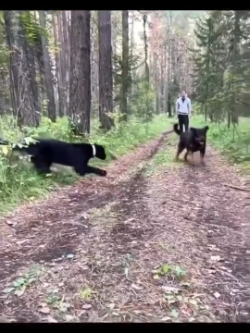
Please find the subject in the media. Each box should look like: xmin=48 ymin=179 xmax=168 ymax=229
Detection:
xmin=189 ymin=127 xmax=197 ymax=135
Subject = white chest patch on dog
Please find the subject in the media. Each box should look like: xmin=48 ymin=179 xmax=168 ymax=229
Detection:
xmin=91 ymin=144 xmax=96 ymax=157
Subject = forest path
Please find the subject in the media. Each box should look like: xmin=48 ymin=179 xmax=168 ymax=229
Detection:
xmin=0 ymin=129 xmax=249 ymax=322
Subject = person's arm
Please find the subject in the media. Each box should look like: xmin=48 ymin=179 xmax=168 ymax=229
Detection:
xmin=176 ymin=99 xmax=179 ymax=116
xmin=188 ymin=98 xmax=192 ymax=116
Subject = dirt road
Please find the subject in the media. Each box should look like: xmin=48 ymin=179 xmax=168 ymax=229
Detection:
xmin=0 ymin=130 xmax=249 ymax=322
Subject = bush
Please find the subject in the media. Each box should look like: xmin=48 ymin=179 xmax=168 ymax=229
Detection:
xmin=0 ymin=114 xmax=171 ymax=213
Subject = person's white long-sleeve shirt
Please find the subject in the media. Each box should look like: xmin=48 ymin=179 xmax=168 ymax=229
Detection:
xmin=176 ymin=97 xmax=192 ymax=116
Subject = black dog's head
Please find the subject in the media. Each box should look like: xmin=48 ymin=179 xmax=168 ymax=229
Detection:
xmin=94 ymin=143 xmax=107 ymax=160
xmin=190 ymin=126 xmax=209 ymax=146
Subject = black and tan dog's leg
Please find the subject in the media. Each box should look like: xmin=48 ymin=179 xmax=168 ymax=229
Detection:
xmin=184 ymin=150 xmax=190 ymax=162
xmin=175 ymin=144 xmax=184 ymax=162
xmin=200 ymin=145 xmax=206 ymax=164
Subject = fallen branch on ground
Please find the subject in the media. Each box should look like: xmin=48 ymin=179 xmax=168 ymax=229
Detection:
xmin=223 ymin=183 xmax=250 ymax=192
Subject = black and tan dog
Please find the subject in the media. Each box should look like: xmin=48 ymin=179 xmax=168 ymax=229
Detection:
xmin=173 ymin=124 xmax=209 ymax=163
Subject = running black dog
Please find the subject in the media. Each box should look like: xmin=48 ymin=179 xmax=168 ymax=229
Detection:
xmin=9 ymin=138 xmax=107 ymax=177
xmin=173 ymin=123 xmax=209 ymax=163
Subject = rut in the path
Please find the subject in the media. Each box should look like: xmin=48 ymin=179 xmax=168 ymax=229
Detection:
xmin=181 ymin=149 xmax=249 ymax=322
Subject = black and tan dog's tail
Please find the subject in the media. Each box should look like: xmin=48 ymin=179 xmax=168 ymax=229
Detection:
xmin=173 ymin=123 xmax=182 ymax=135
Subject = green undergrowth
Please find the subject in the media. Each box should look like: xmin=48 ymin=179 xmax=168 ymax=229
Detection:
xmin=0 ymin=114 xmax=171 ymax=213
xmin=190 ymin=115 xmax=250 ymax=174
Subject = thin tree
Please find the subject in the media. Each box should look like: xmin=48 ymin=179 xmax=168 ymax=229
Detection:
xmin=69 ymin=11 xmax=91 ymax=134
xmin=98 ymin=11 xmax=114 ymax=130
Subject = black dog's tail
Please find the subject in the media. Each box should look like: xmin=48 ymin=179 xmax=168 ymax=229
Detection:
xmin=173 ymin=123 xmax=181 ymax=135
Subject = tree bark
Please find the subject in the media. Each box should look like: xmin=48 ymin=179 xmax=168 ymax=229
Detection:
xmin=121 ymin=10 xmax=129 ymax=121
xmin=39 ymin=10 xmax=56 ymax=121
xmin=98 ymin=11 xmax=114 ymax=130
xmin=69 ymin=10 xmax=91 ymax=134
xmin=4 ymin=11 xmax=40 ymax=127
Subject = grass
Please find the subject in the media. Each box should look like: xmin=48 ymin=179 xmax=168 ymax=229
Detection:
xmin=0 ymin=114 xmax=172 ymax=213
xmin=190 ymin=115 xmax=250 ymax=174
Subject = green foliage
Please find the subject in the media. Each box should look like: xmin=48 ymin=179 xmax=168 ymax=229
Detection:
xmin=0 ymin=114 xmax=170 ymax=213
xmin=131 ymin=80 xmax=156 ymax=121
xmin=191 ymin=10 xmax=250 ymax=125
xmin=191 ymin=115 xmax=250 ymax=173
xmin=113 ymin=53 xmax=141 ymax=103
xmin=20 ymin=11 xmax=51 ymax=47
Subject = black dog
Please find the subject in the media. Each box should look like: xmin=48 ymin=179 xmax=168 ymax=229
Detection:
xmin=173 ymin=123 xmax=209 ymax=163
xmin=11 ymin=138 xmax=107 ymax=177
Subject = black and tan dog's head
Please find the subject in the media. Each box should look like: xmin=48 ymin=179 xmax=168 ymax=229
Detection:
xmin=190 ymin=126 xmax=209 ymax=146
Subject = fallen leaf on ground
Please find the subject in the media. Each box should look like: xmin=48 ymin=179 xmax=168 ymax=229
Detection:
xmin=214 ymin=292 xmax=221 ymax=299
xmin=39 ymin=306 xmax=50 ymax=314
xmin=170 ymin=309 xmax=179 ymax=318
xmin=131 ymin=283 xmax=143 ymax=290
xmin=210 ymin=255 xmax=222 ymax=262
xmin=162 ymin=286 xmax=180 ymax=293
xmin=6 ymin=220 xmax=13 ymax=225
xmin=47 ymin=316 xmax=58 ymax=323
xmin=65 ymin=314 xmax=75 ymax=321
xmin=161 ymin=316 xmax=171 ymax=322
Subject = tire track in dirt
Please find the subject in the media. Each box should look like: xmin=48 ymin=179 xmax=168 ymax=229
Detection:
xmin=181 ymin=148 xmax=249 ymax=321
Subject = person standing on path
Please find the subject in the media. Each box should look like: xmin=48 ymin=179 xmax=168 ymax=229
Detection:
xmin=176 ymin=90 xmax=192 ymax=133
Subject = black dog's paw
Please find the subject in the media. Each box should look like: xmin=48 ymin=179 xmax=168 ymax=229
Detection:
xmin=100 ymin=169 xmax=107 ymax=176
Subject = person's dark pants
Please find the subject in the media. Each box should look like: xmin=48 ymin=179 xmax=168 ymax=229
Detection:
xmin=178 ymin=114 xmax=189 ymax=133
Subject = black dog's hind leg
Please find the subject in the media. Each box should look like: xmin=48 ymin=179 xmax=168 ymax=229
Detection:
xmin=200 ymin=144 xmax=206 ymax=164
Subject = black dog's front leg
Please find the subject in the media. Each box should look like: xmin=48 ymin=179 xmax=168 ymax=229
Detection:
xmin=85 ymin=165 xmax=107 ymax=177
xmin=74 ymin=164 xmax=107 ymax=177
xmin=200 ymin=144 xmax=206 ymax=163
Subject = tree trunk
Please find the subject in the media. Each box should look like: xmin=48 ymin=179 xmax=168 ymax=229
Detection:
xmin=69 ymin=11 xmax=91 ymax=134
xmin=62 ymin=11 xmax=70 ymax=107
xmin=121 ymin=10 xmax=129 ymax=121
xmin=39 ymin=11 xmax=56 ymax=122
xmin=98 ymin=11 xmax=114 ymax=130
xmin=143 ymin=14 xmax=149 ymax=83
xmin=129 ymin=11 xmax=135 ymax=101
xmin=52 ymin=13 xmax=64 ymax=117
xmin=58 ymin=12 xmax=67 ymax=115
xmin=4 ymin=11 xmax=40 ymax=127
